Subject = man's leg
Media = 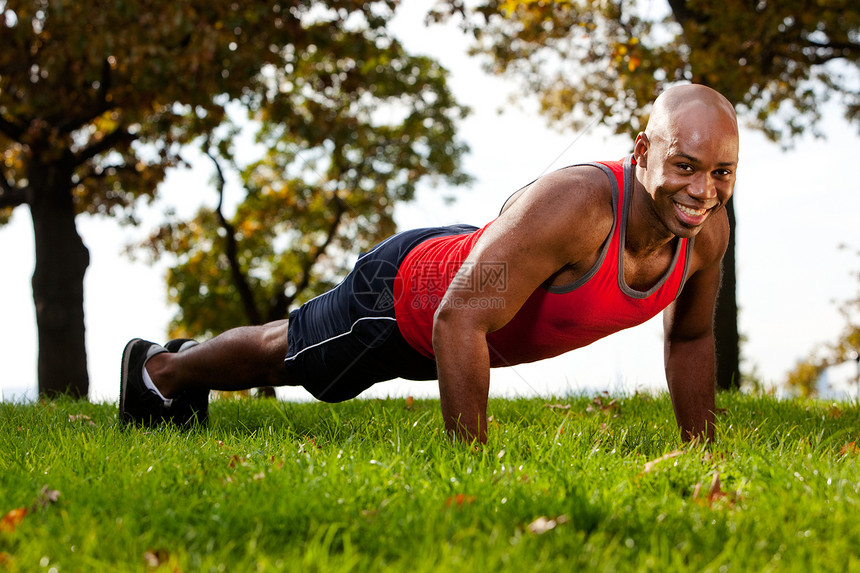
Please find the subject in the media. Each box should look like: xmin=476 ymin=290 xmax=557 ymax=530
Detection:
xmin=147 ymin=319 xmax=289 ymax=398
xmin=119 ymin=320 xmax=289 ymax=426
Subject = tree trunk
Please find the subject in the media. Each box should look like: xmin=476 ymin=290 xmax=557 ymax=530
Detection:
xmin=670 ymin=6 xmax=742 ymax=392
xmin=714 ymin=197 xmax=740 ymax=390
xmin=27 ymin=152 xmax=90 ymax=399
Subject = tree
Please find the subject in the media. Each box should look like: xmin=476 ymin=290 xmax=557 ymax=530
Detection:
xmin=785 ymin=248 xmax=859 ymax=396
xmin=431 ymin=0 xmax=860 ymax=389
xmin=0 ymin=1 xmax=468 ymax=398
xmin=138 ymin=68 xmax=470 ymax=341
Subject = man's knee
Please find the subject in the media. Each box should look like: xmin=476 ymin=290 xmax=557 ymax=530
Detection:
xmin=259 ymin=320 xmax=289 ymax=385
xmin=261 ymin=320 xmax=289 ymax=352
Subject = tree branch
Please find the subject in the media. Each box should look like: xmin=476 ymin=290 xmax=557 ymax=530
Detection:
xmin=298 ymin=195 xmax=347 ymax=292
xmin=267 ymin=193 xmax=347 ymax=322
xmin=0 ymin=180 xmax=27 ymax=208
xmin=0 ymin=115 xmax=26 ymax=142
xmin=666 ymin=0 xmax=695 ymax=26
xmin=75 ymin=126 xmax=136 ymax=165
xmin=54 ymin=58 xmax=116 ymax=136
xmin=803 ymin=37 xmax=860 ymax=64
xmin=205 ymin=146 xmax=263 ymax=326
xmin=79 ymin=163 xmax=137 ymax=180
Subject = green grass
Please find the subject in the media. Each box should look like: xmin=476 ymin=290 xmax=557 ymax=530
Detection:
xmin=1 ymin=393 xmax=859 ymax=572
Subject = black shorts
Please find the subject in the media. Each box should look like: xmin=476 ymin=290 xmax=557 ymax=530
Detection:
xmin=284 ymin=224 xmax=478 ymax=402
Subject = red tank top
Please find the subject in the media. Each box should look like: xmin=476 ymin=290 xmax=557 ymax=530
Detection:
xmin=393 ymin=156 xmax=693 ymax=367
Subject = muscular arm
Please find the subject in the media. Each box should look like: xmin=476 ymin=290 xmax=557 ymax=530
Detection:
xmin=662 ymin=215 xmax=729 ymax=442
xmin=433 ymin=168 xmax=613 ymax=443
xmin=434 ymin=311 xmax=493 ymax=442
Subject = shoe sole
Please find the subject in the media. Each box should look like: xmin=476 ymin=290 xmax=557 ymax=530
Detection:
xmin=119 ymin=338 xmax=143 ymax=425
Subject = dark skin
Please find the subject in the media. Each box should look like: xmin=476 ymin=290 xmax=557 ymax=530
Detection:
xmin=434 ymin=84 xmax=738 ymax=443
xmin=147 ymin=84 xmax=738 ymax=445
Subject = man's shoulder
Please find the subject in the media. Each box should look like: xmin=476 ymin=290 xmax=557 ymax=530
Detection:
xmin=542 ymin=161 xmax=619 ymax=188
xmin=502 ymin=163 xmax=615 ymax=214
xmin=533 ymin=163 xmax=616 ymax=215
xmin=490 ymin=164 xmax=616 ymax=264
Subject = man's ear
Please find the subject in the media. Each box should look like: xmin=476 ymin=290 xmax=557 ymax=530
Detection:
xmin=633 ymin=133 xmax=649 ymax=168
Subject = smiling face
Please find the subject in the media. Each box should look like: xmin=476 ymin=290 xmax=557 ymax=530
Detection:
xmin=634 ymin=85 xmax=739 ymax=240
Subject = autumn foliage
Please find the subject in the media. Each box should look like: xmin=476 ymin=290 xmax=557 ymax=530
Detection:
xmin=0 ymin=2 xmax=469 ymax=396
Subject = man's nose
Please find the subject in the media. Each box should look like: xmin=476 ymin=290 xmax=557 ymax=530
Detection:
xmin=689 ymin=173 xmax=717 ymax=202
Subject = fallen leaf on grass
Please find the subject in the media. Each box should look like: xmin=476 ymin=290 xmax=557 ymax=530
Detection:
xmin=297 ymin=437 xmax=322 ymax=454
xmin=643 ymin=450 xmax=684 ymax=473
xmin=0 ymin=508 xmax=27 ymax=533
xmin=0 ymin=552 xmax=12 ymax=565
xmin=405 ymin=396 xmax=414 ymax=409
xmin=840 ymin=441 xmax=860 ymax=456
xmin=445 ymin=493 xmax=475 ymax=508
xmin=828 ymin=405 xmax=843 ymax=419
xmin=68 ymin=414 xmax=95 ymax=426
xmin=1 ymin=486 xmax=62 ymax=533
xmin=545 ymin=403 xmax=571 ymax=410
xmin=34 ymin=486 xmax=60 ymax=509
xmin=527 ymin=514 xmax=569 ymax=535
xmin=270 ymin=456 xmax=285 ymax=469
xmin=143 ymin=548 xmax=171 ymax=569
xmin=585 ymin=394 xmax=620 ymax=416
xmin=693 ymin=472 xmax=738 ymax=508
xmin=701 ymin=451 xmax=725 ymax=463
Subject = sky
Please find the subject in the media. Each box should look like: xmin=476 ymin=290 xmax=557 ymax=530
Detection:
xmin=1 ymin=4 xmax=859 ymax=403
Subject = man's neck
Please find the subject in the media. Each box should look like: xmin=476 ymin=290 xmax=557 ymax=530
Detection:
xmin=625 ymin=176 xmax=677 ymax=258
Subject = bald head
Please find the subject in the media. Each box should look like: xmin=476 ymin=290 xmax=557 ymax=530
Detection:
xmin=638 ymin=84 xmax=740 ymax=182
xmin=645 ymin=84 xmax=738 ymax=144
xmin=632 ymin=84 xmax=739 ymax=240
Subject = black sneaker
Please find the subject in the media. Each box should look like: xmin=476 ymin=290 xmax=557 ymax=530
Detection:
xmin=163 ymin=338 xmax=209 ymax=427
xmin=119 ymin=338 xmax=171 ymax=427
xmin=164 ymin=339 xmax=199 ymax=353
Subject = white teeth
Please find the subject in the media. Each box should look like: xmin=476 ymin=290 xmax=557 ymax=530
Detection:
xmin=676 ymin=203 xmax=707 ymax=217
